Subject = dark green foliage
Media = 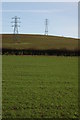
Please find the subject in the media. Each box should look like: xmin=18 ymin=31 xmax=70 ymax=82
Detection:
xmin=2 ymin=48 xmax=79 ymax=56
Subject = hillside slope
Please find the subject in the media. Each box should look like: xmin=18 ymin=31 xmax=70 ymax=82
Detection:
xmin=2 ymin=34 xmax=79 ymax=50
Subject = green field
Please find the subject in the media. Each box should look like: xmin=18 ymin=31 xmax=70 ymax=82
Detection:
xmin=2 ymin=34 xmax=78 ymax=50
xmin=2 ymin=56 xmax=78 ymax=118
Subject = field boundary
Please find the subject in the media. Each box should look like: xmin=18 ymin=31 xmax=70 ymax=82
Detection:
xmin=2 ymin=48 xmax=80 ymax=56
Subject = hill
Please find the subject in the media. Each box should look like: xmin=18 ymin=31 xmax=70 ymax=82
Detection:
xmin=1 ymin=34 xmax=79 ymax=56
xmin=2 ymin=34 xmax=78 ymax=50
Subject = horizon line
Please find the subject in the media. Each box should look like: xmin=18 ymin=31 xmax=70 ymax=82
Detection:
xmin=1 ymin=33 xmax=78 ymax=39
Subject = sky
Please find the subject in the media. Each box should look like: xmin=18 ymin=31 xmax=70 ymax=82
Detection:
xmin=2 ymin=0 xmax=79 ymax=2
xmin=2 ymin=2 xmax=78 ymax=38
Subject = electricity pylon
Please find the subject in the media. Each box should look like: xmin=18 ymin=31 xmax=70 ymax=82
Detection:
xmin=45 ymin=19 xmax=48 ymax=35
xmin=11 ymin=16 xmax=20 ymax=41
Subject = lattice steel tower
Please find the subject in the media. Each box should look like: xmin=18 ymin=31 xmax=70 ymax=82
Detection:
xmin=11 ymin=16 xmax=20 ymax=41
xmin=11 ymin=16 xmax=20 ymax=34
xmin=45 ymin=19 xmax=48 ymax=35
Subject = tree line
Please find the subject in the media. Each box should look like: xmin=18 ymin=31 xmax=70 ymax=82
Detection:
xmin=2 ymin=48 xmax=79 ymax=56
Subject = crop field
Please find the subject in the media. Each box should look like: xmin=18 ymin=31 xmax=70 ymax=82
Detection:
xmin=2 ymin=34 xmax=78 ymax=50
xmin=2 ymin=55 xmax=78 ymax=118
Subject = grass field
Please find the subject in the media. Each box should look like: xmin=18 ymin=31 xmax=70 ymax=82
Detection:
xmin=2 ymin=55 xmax=78 ymax=118
xmin=2 ymin=34 xmax=78 ymax=50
